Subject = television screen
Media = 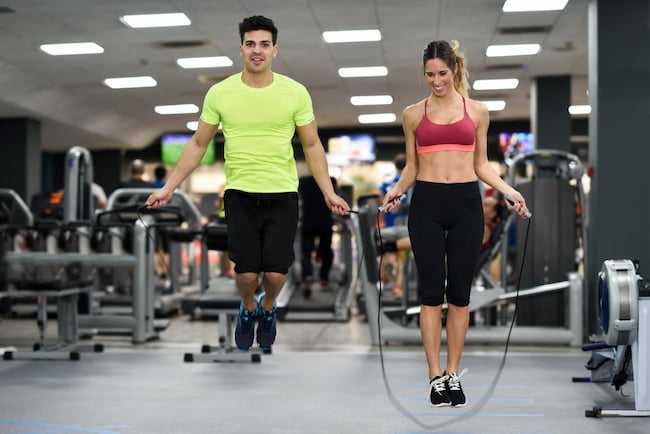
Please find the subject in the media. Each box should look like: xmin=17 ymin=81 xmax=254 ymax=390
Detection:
xmin=499 ymin=132 xmax=533 ymax=156
xmin=326 ymin=134 xmax=376 ymax=166
xmin=161 ymin=134 xmax=216 ymax=165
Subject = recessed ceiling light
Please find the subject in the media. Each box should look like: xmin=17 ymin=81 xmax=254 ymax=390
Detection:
xmin=120 ymin=13 xmax=191 ymax=29
xmin=472 ymin=78 xmax=519 ymax=90
xmin=154 ymin=104 xmax=199 ymax=115
xmin=104 ymin=76 xmax=157 ymax=89
xmin=177 ymin=56 xmax=233 ymax=69
xmin=358 ymin=113 xmax=397 ymax=124
xmin=486 ymin=44 xmax=541 ymax=57
xmin=350 ymin=95 xmax=393 ymax=106
xmin=323 ymin=29 xmax=381 ymax=43
xmin=503 ymin=0 xmax=569 ymax=12
xmin=568 ymin=105 xmax=591 ymax=115
xmin=338 ymin=66 xmax=388 ymax=78
xmin=40 ymin=42 xmax=104 ymax=56
xmin=481 ymin=100 xmax=507 ymax=111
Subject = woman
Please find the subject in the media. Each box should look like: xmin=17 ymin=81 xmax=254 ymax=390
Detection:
xmin=381 ymin=40 xmax=530 ymax=409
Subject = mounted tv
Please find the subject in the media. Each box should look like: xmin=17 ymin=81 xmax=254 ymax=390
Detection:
xmin=499 ymin=132 xmax=533 ymax=164
xmin=326 ymin=134 xmax=376 ymax=166
xmin=161 ymin=133 xmax=216 ymax=165
xmin=499 ymin=132 xmax=533 ymax=156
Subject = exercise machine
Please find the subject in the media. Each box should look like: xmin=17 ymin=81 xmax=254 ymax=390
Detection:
xmin=582 ymin=259 xmax=650 ymax=417
xmin=276 ymin=212 xmax=356 ymax=322
xmin=182 ymin=224 xmax=265 ymax=363
xmin=351 ymin=202 xmax=583 ymax=346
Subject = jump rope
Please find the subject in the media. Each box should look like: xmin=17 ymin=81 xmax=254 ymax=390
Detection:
xmin=372 ymin=196 xmax=532 ymax=431
xmin=136 ymin=199 xmax=532 ymax=431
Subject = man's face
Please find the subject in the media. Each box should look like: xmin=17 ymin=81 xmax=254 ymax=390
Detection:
xmin=240 ymin=29 xmax=277 ymax=73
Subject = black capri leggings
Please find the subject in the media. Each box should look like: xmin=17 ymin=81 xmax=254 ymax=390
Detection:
xmin=407 ymin=181 xmax=484 ymax=307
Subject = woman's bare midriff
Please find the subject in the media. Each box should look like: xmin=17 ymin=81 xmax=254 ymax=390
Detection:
xmin=416 ymin=151 xmax=477 ymax=183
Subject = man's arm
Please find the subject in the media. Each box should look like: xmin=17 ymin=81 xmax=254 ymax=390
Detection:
xmin=146 ymin=119 xmax=219 ymax=208
xmin=296 ymin=120 xmax=350 ymax=214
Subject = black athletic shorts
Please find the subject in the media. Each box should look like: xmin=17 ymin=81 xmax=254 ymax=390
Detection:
xmin=224 ymin=189 xmax=298 ymax=274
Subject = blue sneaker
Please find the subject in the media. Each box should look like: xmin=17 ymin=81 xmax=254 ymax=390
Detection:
xmin=235 ymin=302 xmax=257 ymax=351
xmin=256 ymin=294 xmax=277 ymax=350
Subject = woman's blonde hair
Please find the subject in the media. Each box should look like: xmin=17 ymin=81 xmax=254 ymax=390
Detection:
xmin=422 ymin=40 xmax=469 ymax=97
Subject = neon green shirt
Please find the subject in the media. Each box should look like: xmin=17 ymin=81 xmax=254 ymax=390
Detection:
xmin=200 ymin=72 xmax=315 ymax=193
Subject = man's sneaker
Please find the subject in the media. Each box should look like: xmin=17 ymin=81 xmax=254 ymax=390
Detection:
xmin=234 ymin=302 xmax=257 ymax=351
xmin=428 ymin=375 xmax=451 ymax=408
xmin=256 ymin=294 xmax=277 ymax=350
xmin=446 ymin=368 xmax=468 ymax=407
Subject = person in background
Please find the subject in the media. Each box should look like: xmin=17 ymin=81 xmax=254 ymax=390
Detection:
xmin=298 ymin=175 xmax=337 ymax=298
xmin=153 ymin=165 xmax=167 ymax=188
xmin=145 ymin=15 xmax=350 ymax=353
xmin=376 ymin=153 xmax=408 ymax=296
xmin=91 ymin=182 xmax=107 ymax=210
xmin=381 ymin=39 xmax=530 ymax=409
xmin=119 ymin=159 xmax=154 ymax=189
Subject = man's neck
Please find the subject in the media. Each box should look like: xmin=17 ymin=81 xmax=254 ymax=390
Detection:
xmin=241 ymin=70 xmax=274 ymax=88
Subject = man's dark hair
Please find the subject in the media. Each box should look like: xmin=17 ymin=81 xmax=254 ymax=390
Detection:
xmin=154 ymin=165 xmax=167 ymax=180
xmin=239 ymin=15 xmax=278 ymax=45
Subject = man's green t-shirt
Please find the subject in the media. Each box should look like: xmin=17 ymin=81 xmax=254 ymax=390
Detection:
xmin=200 ymin=72 xmax=315 ymax=193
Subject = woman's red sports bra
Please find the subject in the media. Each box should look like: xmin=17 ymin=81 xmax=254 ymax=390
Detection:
xmin=414 ymin=97 xmax=476 ymax=153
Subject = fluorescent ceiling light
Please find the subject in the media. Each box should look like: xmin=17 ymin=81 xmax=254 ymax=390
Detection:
xmin=177 ymin=56 xmax=233 ymax=69
xmin=40 ymin=42 xmax=104 ymax=56
xmin=503 ymin=0 xmax=569 ymax=12
xmin=154 ymin=104 xmax=199 ymax=115
xmin=350 ymin=95 xmax=393 ymax=106
xmin=120 ymin=13 xmax=191 ymax=29
xmin=338 ymin=66 xmax=388 ymax=78
xmin=473 ymin=78 xmax=519 ymax=90
xmin=104 ymin=76 xmax=157 ymax=89
xmin=486 ymin=44 xmax=541 ymax=57
xmin=358 ymin=113 xmax=397 ymax=124
xmin=323 ymin=29 xmax=381 ymax=43
xmin=481 ymin=100 xmax=507 ymax=111
xmin=569 ymin=105 xmax=591 ymax=115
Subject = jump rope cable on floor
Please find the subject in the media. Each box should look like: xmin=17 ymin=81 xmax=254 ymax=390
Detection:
xmin=375 ymin=210 xmax=532 ymax=431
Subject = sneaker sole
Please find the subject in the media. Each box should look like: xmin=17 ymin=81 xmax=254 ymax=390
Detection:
xmin=429 ymin=402 xmax=451 ymax=408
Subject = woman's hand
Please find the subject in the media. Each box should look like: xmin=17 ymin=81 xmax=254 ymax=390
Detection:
xmin=504 ymin=190 xmax=531 ymax=219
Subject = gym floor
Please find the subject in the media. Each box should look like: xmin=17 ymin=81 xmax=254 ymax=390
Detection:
xmin=0 ymin=307 xmax=646 ymax=434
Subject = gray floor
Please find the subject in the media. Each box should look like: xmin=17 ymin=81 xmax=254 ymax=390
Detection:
xmin=0 ymin=309 xmax=647 ymax=434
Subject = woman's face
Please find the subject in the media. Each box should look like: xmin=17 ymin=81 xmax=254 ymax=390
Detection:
xmin=424 ymin=58 xmax=455 ymax=97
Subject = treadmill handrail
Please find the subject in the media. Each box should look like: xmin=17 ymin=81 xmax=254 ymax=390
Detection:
xmin=106 ymin=188 xmax=202 ymax=231
xmin=0 ymin=188 xmax=34 ymax=227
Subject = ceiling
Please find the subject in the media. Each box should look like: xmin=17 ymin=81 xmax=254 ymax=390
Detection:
xmin=0 ymin=0 xmax=589 ymax=152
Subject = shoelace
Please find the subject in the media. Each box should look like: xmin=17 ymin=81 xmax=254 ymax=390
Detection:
xmin=259 ymin=307 xmax=277 ymax=324
xmin=447 ymin=368 xmax=469 ymax=391
xmin=430 ymin=376 xmax=448 ymax=394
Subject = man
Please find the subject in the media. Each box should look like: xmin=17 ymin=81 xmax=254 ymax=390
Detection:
xmin=145 ymin=15 xmax=350 ymax=351
xmin=298 ymin=175 xmax=337 ymax=298
xmin=119 ymin=159 xmax=154 ymax=189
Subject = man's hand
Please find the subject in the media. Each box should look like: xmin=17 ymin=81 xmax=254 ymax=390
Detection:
xmin=145 ymin=189 xmax=173 ymax=209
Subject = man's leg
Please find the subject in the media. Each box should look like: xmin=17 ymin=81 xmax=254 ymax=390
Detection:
xmin=234 ymin=271 xmax=260 ymax=351
xmin=236 ymin=272 xmax=259 ymax=312
xmin=259 ymin=271 xmax=287 ymax=310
